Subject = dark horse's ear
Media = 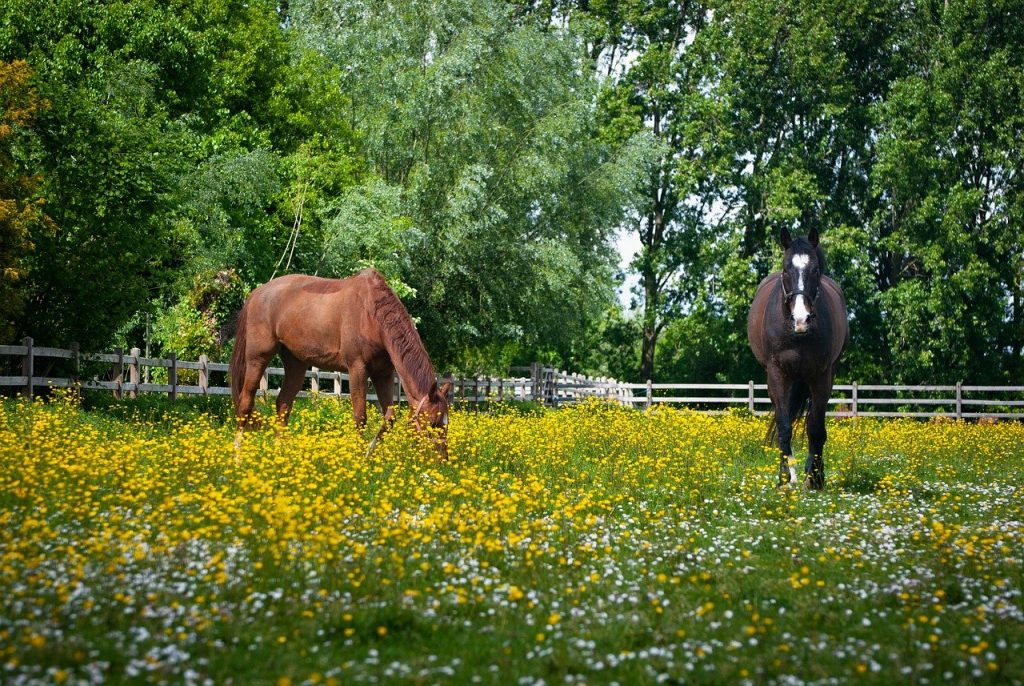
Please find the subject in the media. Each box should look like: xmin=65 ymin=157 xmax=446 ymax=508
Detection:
xmin=808 ymin=226 xmax=819 ymax=247
xmin=780 ymin=227 xmax=792 ymax=249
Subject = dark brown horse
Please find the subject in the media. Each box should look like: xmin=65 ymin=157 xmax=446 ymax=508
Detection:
xmin=230 ymin=269 xmax=450 ymax=458
xmin=747 ymin=227 xmax=848 ymax=489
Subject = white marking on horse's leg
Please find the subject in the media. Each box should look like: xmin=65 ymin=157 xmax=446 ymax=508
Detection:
xmin=778 ymin=454 xmax=795 ymax=489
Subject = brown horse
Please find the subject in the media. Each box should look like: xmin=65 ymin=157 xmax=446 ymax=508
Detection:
xmin=747 ymin=227 xmax=848 ymax=489
xmin=230 ymin=269 xmax=451 ymax=458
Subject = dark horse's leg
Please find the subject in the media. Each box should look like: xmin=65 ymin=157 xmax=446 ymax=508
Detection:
xmin=803 ymin=376 xmax=832 ymax=490
xmin=275 ymin=348 xmax=308 ymax=426
xmin=767 ymin=366 xmax=796 ymax=487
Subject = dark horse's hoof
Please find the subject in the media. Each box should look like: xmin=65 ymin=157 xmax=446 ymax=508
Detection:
xmin=803 ymin=472 xmax=825 ymax=491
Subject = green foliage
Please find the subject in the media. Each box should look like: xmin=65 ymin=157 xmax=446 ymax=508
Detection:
xmin=294 ymin=0 xmax=649 ymax=371
xmin=0 ymin=59 xmax=52 ymax=343
xmin=867 ymin=0 xmax=1024 ymax=383
xmin=149 ymin=269 xmax=247 ymax=363
xmin=1 ymin=0 xmax=1022 ymax=384
xmin=550 ymin=0 xmax=1023 ymax=384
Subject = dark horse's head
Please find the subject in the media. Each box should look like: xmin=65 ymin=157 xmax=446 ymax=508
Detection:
xmin=779 ymin=226 xmax=827 ymax=336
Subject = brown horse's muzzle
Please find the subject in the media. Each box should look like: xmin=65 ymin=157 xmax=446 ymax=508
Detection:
xmin=410 ymin=398 xmax=449 ymax=460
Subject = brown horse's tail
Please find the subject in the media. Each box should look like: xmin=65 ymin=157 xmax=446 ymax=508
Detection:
xmin=765 ymin=379 xmax=810 ymax=448
xmin=229 ymin=303 xmax=249 ymax=409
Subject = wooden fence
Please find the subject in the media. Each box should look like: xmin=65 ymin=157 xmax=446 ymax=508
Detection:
xmin=618 ymin=380 xmax=1024 ymax=420
xmin=2 ymin=339 xmax=1022 ymax=419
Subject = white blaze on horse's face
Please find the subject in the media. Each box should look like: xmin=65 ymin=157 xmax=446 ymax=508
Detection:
xmin=790 ymin=253 xmax=812 ymax=333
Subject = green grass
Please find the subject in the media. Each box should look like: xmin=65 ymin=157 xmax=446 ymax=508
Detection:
xmin=0 ymin=395 xmax=1022 ymax=685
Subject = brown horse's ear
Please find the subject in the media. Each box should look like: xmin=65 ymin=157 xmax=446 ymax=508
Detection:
xmin=808 ymin=226 xmax=819 ymax=247
xmin=438 ymin=382 xmax=452 ymax=400
xmin=780 ymin=227 xmax=792 ymax=249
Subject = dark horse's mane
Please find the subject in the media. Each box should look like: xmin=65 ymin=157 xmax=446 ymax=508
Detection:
xmin=365 ymin=271 xmax=437 ymax=394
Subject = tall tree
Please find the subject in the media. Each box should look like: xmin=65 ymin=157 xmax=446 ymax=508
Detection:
xmin=869 ymin=0 xmax=1024 ymax=383
xmin=673 ymin=0 xmax=913 ymax=382
xmin=0 ymin=0 xmax=365 ymax=356
xmin=0 ymin=60 xmax=52 ymax=343
xmin=293 ymin=0 xmax=648 ymax=371
xmin=521 ymin=0 xmax=716 ymax=381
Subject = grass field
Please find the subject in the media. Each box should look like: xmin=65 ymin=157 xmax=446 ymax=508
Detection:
xmin=1 ymin=394 xmax=1022 ymax=685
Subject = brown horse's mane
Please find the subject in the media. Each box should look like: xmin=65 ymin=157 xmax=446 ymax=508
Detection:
xmin=365 ymin=271 xmax=436 ymax=396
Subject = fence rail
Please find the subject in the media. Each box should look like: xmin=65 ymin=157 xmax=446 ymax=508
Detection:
xmin=2 ymin=339 xmax=1022 ymax=419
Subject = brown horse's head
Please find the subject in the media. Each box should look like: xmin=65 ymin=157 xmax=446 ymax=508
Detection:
xmin=411 ymin=382 xmax=452 ymax=459
xmin=779 ymin=226 xmax=824 ymax=335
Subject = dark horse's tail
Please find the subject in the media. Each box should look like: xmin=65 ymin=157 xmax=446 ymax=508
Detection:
xmin=229 ymin=303 xmax=249 ymax=409
xmin=765 ymin=379 xmax=810 ymax=448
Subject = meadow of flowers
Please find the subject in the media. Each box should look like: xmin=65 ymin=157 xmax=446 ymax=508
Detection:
xmin=1 ymin=394 xmax=1022 ymax=685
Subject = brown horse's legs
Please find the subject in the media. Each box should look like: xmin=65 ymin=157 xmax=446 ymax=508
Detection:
xmin=276 ymin=349 xmax=308 ymax=426
xmin=370 ymin=369 xmax=395 ymax=415
xmin=348 ymin=364 xmax=369 ymax=428
xmin=803 ymin=379 xmax=832 ymax=490
xmin=365 ymin=369 xmax=397 ymax=456
xmin=236 ymin=355 xmax=273 ymax=430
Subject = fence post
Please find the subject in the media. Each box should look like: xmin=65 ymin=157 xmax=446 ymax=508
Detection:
xmin=334 ymin=371 xmax=343 ymax=397
xmin=113 ymin=347 xmax=124 ymax=400
xmin=310 ymin=366 xmax=319 ymax=395
xmin=22 ymin=336 xmax=33 ymax=399
xmin=169 ymin=352 xmax=177 ymax=401
xmin=260 ymin=369 xmax=269 ymax=398
xmin=956 ymin=381 xmax=962 ymax=420
xmin=199 ymin=354 xmax=209 ymax=396
xmin=747 ymin=380 xmax=755 ymax=412
xmin=70 ymin=342 xmax=80 ymax=383
xmin=530 ymin=362 xmax=541 ymax=402
xmin=129 ymin=347 xmax=141 ymax=399
xmin=646 ymin=379 xmax=653 ymax=410
xmin=852 ymin=382 xmax=858 ymax=417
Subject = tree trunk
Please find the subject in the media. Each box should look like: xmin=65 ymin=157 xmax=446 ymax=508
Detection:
xmin=640 ymin=265 xmax=659 ymax=382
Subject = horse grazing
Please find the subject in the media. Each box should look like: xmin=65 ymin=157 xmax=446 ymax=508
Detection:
xmin=747 ymin=227 xmax=848 ymax=489
xmin=230 ymin=269 xmax=451 ymax=458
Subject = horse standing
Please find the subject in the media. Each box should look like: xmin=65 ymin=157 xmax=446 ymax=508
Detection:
xmin=230 ymin=269 xmax=450 ymax=458
xmin=747 ymin=227 xmax=848 ymax=489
